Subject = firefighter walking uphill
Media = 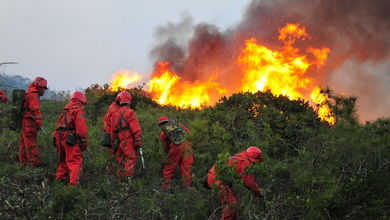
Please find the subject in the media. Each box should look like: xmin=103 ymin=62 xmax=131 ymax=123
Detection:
xmin=102 ymin=93 xmax=121 ymax=153
xmin=18 ymin=77 xmax=48 ymax=167
xmin=53 ymin=91 xmax=88 ymax=186
xmin=158 ymin=116 xmax=194 ymax=190
xmin=110 ymin=91 xmax=143 ymax=181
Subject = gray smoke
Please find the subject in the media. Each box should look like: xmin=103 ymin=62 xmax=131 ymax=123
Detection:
xmin=150 ymin=0 xmax=390 ymax=121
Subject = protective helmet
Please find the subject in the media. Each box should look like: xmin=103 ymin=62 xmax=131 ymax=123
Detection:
xmin=157 ymin=116 xmax=169 ymax=126
xmin=118 ymin=91 xmax=132 ymax=105
xmin=33 ymin=77 xmax=48 ymax=89
xmin=71 ymin=91 xmax=87 ymax=104
xmin=246 ymin=146 xmax=263 ymax=162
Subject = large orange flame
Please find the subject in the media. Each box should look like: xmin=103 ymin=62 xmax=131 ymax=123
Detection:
xmin=110 ymin=69 xmax=142 ymax=91
xmin=110 ymin=23 xmax=335 ymax=124
xmin=238 ymin=23 xmax=334 ymax=123
xmin=148 ymin=62 xmax=227 ymax=108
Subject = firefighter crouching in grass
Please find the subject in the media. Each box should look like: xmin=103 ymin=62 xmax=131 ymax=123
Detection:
xmin=18 ymin=77 xmax=48 ymax=167
xmin=110 ymin=91 xmax=143 ymax=181
xmin=158 ymin=116 xmax=194 ymax=190
xmin=53 ymin=91 xmax=88 ymax=186
xmin=206 ymin=146 xmax=264 ymax=220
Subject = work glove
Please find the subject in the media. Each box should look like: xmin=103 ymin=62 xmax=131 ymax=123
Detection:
xmin=53 ymin=137 xmax=57 ymax=148
xmin=138 ymin=146 xmax=144 ymax=155
xmin=80 ymin=143 xmax=87 ymax=152
xmin=79 ymin=138 xmax=88 ymax=152
xmin=255 ymin=190 xmax=264 ymax=199
xmin=112 ymin=138 xmax=119 ymax=153
xmin=35 ymin=119 xmax=42 ymax=128
xmin=135 ymin=138 xmax=143 ymax=149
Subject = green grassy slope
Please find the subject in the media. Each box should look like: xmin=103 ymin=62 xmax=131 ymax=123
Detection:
xmin=0 ymin=88 xmax=389 ymax=219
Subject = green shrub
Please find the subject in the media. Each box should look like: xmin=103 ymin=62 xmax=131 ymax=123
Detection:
xmin=0 ymin=88 xmax=388 ymax=219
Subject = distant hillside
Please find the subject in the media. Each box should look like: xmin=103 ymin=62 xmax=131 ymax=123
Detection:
xmin=0 ymin=73 xmax=30 ymax=90
xmin=0 ymin=74 xmax=68 ymax=100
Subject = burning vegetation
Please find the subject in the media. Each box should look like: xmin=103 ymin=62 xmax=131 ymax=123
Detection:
xmin=110 ymin=23 xmax=335 ymax=124
xmin=110 ymin=70 xmax=142 ymax=91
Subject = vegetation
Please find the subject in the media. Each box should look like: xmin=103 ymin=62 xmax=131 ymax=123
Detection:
xmin=0 ymin=85 xmax=389 ymax=219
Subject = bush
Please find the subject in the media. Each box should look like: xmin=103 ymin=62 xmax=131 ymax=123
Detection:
xmin=0 ymin=87 xmax=388 ymax=219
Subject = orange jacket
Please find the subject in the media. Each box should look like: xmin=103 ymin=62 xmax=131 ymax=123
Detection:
xmin=23 ymin=84 xmax=43 ymax=126
xmin=110 ymin=106 xmax=142 ymax=147
xmin=54 ymin=101 xmax=88 ymax=150
xmin=0 ymin=90 xmax=8 ymax=102
xmin=103 ymin=101 xmax=120 ymax=133
xmin=208 ymin=152 xmax=261 ymax=193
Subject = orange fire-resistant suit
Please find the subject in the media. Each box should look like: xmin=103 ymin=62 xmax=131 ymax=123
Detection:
xmin=110 ymin=105 xmax=142 ymax=177
xmin=18 ymin=84 xmax=43 ymax=167
xmin=53 ymin=101 xmax=88 ymax=185
xmin=160 ymin=124 xmax=194 ymax=189
xmin=103 ymin=101 xmax=120 ymax=154
xmin=207 ymin=152 xmax=261 ymax=220
xmin=0 ymin=90 xmax=8 ymax=102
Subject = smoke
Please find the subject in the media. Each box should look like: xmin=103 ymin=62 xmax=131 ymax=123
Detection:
xmin=329 ymin=61 xmax=390 ymax=121
xmin=239 ymin=0 xmax=390 ymax=70
xmin=237 ymin=0 xmax=390 ymax=121
xmin=150 ymin=0 xmax=390 ymax=121
xmin=150 ymin=14 xmax=193 ymax=73
xmin=150 ymin=17 xmax=244 ymax=92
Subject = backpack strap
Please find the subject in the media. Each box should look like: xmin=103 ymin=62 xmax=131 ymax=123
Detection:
xmin=117 ymin=108 xmax=130 ymax=131
xmin=56 ymin=109 xmax=75 ymax=131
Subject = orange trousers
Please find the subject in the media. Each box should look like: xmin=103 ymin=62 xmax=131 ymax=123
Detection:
xmin=161 ymin=142 xmax=194 ymax=189
xmin=19 ymin=118 xmax=41 ymax=167
xmin=55 ymin=135 xmax=83 ymax=185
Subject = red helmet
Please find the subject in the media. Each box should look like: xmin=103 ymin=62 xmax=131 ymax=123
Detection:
xmin=71 ymin=91 xmax=87 ymax=104
xmin=33 ymin=77 xmax=48 ymax=89
xmin=157 ymin=116 xmax=169 ymax=126
xmin=118 ymin=91 xmax=132 ymax=104
xmin=246 ymin=146 xmax=263 ymax=162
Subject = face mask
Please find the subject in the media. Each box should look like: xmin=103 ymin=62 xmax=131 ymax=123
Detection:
xmin=38 ymin=88 xmax=46 ymax=96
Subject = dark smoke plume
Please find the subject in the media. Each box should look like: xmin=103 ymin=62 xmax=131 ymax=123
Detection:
xmin=150 ymin=0 xmax=390 ymax=121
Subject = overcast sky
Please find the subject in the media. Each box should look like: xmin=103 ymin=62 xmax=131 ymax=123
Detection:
xmin=0 ymin=0 xmax=250 ymax=90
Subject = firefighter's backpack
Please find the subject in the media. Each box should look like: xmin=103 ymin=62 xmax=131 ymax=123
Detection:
xmin=161 ymin=120 xmax=187 ymax=145
xmin=9 ymin=89 xmax=26 ymax=131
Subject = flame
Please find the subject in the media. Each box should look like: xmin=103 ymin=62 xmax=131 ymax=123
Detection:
xmin=148 ymin=62 xmax=227 ymax=108
xmin=238 ymin=23 xmax=335 ymax=124
xmin=278 ymin=23 xmax=309 ymax=46
xmin=239 ymin=38 xmax=311 ymax=99
xmin=110 ymin=69 xmax=142 ymax=91
xmin=310 ymin=87 xmax=336 ymax=124
xmin=110 ymin=23 xmax=335 ymax=124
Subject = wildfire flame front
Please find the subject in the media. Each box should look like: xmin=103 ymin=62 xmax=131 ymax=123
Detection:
xmin=110 ymin=23 xmax=335 ymax=124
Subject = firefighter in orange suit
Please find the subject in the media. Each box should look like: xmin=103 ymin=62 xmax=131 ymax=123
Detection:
xmin=0 ymin=90 xmax=8 ymax=102
xmin=18 ymin=77 xmax=47 ymax=167
xmin=158 ymin=116 xmax=194 ymax=190
xmin=207 ymin=146 xmax=264 ymax=220
xmin=53 ymin=91 xmax=88 ymax=186
xmin=110 ymin=91 xmax=143 ymax=178
xmin=103 ymin=93 xmax=121 ymax=154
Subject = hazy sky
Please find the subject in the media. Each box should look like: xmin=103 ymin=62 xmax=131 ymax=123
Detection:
xmin=0 ymin=0 xmax=250 ymax=90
